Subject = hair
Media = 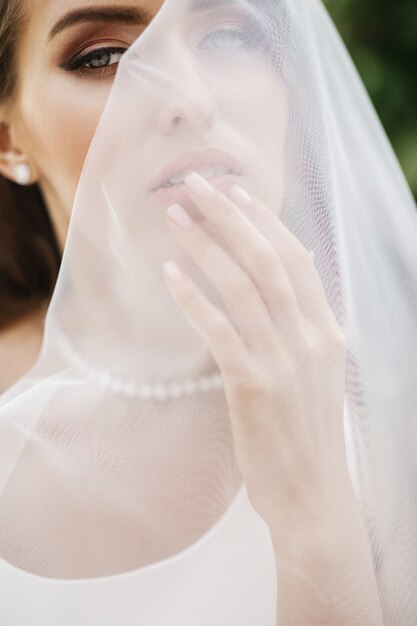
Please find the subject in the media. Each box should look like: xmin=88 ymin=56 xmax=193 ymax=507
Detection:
xmin=0 ymin=0 xmax=61 ymax=331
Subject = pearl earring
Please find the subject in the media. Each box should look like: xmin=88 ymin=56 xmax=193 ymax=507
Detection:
xmin=14 ymin=163 xmax=32 ymax=186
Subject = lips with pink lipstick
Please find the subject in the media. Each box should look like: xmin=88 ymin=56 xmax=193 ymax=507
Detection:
xmin=150 ymin=146 xmax=244 ymax=217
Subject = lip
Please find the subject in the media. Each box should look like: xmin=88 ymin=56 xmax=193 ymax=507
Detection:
xmin=150 ymin=145 xmax=244 ymax=215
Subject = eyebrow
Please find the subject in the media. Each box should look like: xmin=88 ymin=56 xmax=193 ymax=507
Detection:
xmin=48 ymin=5 xmax=153 ymax=41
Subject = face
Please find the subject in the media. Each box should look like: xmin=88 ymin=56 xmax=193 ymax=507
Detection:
xmin=5 ymin=0 xmax=164 ymax=248
xmin=95 ymin=0 xmax=289 ymax=256
xmin=4 ymin=0 xmax=288 ymax=251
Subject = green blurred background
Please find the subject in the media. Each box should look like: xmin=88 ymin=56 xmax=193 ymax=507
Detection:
xmin=324 ymin=0 xmax=417 ymax=200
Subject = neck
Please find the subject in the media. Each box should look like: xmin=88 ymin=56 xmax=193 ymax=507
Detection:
xmin=39 ymin=182 xmax=71 ymax=254
xmin=0 ymin=308 xmax=46 ymax=394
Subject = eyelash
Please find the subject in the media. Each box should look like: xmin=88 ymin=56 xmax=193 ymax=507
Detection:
xmin=61 ymin=45 xmax=128 ymax=77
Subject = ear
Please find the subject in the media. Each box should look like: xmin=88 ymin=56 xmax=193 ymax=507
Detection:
xmin=0 ymin=115 xmax=37 ymax=185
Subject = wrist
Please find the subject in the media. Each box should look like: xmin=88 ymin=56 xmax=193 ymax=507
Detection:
xmin=268 ymin=476 xmax=364 ymax=563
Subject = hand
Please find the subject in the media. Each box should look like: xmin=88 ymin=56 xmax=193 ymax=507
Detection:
xmin=163 ymin=171 xmax=351 ymax=547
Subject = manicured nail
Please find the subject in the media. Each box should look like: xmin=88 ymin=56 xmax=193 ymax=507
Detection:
xmin=163 ymin=261 xmax=183 ymax=282
xmin=228 ymin=184 xmax=252 ymax=207
xmin=167 ymin=203 xmax=193 ymax=228
xmin=184 ymin=172 xmax=214 ymax=198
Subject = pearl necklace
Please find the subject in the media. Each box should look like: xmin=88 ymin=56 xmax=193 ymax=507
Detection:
xmin=96 ymin=371 xmax=224 ymax=400
xmin=56 ymin=330 xmax=224 ymax=401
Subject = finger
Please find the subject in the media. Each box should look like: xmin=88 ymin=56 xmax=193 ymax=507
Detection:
xmin=241 ymin=192 xmax=339 ymax=329
xmin=166 ymin=203 xmax=276 ymax=353
xmin=183 ymin=172 xmax=304 ymax=330
xmin=185 ymin=172 xmax=336 ymax=329
xmin=162 ymin=261 xmax=247 ymax=375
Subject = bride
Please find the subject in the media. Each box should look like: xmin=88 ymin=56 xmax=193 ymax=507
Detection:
xmin=0 ymin=0 xmax=416 ymax=624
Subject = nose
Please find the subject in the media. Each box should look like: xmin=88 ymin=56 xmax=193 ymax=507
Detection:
xmin=156 ymin=55 xmax=219 ymax=134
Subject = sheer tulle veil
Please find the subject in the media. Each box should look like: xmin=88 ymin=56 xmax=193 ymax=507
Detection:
xmin=0 ymin=1 xmax=417 ymax=624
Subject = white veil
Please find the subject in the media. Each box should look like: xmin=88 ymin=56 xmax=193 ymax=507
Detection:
xmin=1 ymin=0 xmax=417 ymax=624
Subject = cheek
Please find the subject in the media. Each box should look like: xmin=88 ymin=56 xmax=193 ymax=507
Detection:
xmin=218 ymin=68 xmax=288 ymax=210
xmin=19 ymin=74 xmax=112 ymax=189
xmin=243 ymin=74 xmax=288 ymax=152
xmin=214 ymin=64 xmax=287 ymax=149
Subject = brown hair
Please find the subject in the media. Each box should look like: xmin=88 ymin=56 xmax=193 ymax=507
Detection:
xmin=0 ymin=0 xmax=61 ymax=331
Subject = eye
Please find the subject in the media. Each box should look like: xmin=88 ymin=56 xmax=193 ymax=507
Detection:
xmin=197 ymin=15 xmax=267 ymax=56
xmin=61 ymin=46 xmax=128 ymax=76
xmin=199 ymin=28 xmax=247 ymax=51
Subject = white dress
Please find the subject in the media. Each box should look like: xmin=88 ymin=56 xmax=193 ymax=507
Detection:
xmin=0 ymin=484 xmax=277 ymax=626
xmin=0 ymin=399 xmax=358 ymax=625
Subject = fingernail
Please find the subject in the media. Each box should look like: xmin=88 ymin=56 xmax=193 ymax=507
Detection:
xmin=228 ymin=184 xmax=252 ymax=207
xmin=167 ymin=203 xmax=193 ymax=228
xmin=184 ymin=172 xmax=214 ymax=198
xmin=163 ymin=261 xmax=183 ymax=282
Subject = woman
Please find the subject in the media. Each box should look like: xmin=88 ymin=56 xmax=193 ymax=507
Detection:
xmin=0 ymin=0 xmax=416 ymax=624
